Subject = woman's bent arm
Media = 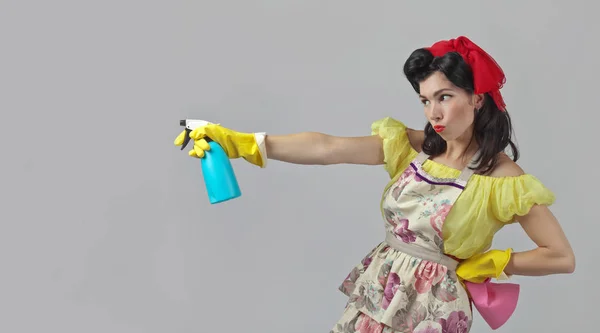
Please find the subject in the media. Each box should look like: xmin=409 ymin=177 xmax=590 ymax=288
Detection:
xmin=265 ymin=132 xmax=384 ymax=166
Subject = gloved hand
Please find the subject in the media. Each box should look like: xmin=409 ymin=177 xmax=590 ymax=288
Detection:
xmin=455 ymin=248 xmax=512 ymax=283
xmin=174 ymin=123 xmax=267 ymax=168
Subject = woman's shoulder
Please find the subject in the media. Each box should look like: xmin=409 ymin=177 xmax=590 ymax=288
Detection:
xmin=471 ymin=153 xmax=547 ymax=193
xmin=371 ymin=117 xmax=422 ymax=178
xmin=465 ymin=153 xmax=556 ymax=223
xmin=371 ymin=117 xmax=426 ymax=147
xmin=481 ymin=153 xmax=525 ymax=178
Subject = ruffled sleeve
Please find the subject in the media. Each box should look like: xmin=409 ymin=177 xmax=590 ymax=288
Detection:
xmin=489 ymin=174 xmax=556 ymax=223
xmin=371 ymin=117 xmax=418 ymax=178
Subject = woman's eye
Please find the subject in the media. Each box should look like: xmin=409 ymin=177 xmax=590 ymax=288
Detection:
xmin=441 ymin=95 xmax=451 ymax=101
xmin=421 ymin=100 xmax=429 ymax=105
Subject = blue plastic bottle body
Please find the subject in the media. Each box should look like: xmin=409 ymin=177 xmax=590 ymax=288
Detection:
xmin=200 ymin=141 xmax=242 ymax=204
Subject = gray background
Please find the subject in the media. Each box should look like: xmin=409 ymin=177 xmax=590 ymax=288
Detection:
xmin=1 ymin=1 xmax=596 ymax=332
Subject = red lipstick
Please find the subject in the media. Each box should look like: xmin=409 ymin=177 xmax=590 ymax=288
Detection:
xmin=433 ymin=125 xmax=445 ymax=133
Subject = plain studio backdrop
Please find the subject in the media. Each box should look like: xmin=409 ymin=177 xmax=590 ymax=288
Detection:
xmin=0 ymin=1 xmax=597 ymax=332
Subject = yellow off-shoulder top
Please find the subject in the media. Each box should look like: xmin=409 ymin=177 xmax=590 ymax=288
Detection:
xmin=372 ymin=117 xmax=556 ymax=259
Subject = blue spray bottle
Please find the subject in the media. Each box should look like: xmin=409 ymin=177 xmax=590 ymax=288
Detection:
xmin=179 ymin=119 xmax=242 ymax=204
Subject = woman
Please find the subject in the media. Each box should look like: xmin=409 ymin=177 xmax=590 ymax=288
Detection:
xmin=174 ymin=36 xmax=575 ymax=333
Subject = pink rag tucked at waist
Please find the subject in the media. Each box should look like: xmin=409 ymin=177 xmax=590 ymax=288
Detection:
xmin=464 ymin=278 xmax=520 ymax=330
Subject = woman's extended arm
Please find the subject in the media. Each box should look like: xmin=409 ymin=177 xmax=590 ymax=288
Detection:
xmin=176 ymin=123 xmax=386 ymax=167
xmin=265 ymin=132 xmax=385 ymax=166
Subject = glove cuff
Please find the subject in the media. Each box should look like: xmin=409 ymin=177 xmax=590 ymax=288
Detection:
xmin=254 ymin=132 xmax=268 ymax=168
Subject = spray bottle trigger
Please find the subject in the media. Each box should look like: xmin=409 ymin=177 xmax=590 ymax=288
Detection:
xmin=180 ymin=128 xmax=192 ymax=150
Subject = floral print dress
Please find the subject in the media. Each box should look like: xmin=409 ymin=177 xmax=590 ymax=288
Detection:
xmin=332 ymin=151 xmax=477 ymax=333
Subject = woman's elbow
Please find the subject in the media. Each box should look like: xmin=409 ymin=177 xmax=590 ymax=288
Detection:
xmin=553 ymin=248 xmax=576 ymax=274
xmin=563 ymin=252 xmax=576 ymax=274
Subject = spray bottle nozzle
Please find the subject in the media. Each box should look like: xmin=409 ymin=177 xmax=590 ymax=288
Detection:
xmin=178 ymin=119 xmax=214 ymax=150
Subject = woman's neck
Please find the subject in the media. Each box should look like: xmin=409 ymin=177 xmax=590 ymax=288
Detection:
xmin=441 ymin=127 xmax=479 ymax=167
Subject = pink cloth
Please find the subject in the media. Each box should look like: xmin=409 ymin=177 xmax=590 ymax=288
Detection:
xmin=464 ymin=278 xmax=520 ymax=330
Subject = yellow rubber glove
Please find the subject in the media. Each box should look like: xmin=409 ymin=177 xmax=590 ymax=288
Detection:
xmin=173 ymin=123 xmax=267 ymax=168
xmin=455 ymin=248 xmax=512 ymax=283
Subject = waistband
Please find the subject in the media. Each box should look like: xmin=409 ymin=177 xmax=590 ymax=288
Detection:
xmin=384 ymin=232 xmax=459 ymax=271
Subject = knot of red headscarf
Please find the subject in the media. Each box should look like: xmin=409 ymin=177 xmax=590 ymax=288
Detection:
xmin=426 ymin=36 xmax=507 ymax=111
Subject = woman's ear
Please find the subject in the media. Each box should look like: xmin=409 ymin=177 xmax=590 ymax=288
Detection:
xmin=474 ymin=93 xmax=485 ymax=109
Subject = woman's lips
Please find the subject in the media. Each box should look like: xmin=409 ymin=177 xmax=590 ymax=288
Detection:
xmin=433 ymin=125 xmax=445 ymax=133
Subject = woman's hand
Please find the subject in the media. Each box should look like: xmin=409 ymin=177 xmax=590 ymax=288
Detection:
xmin=174 ymin=123 xmax=267 ymax=167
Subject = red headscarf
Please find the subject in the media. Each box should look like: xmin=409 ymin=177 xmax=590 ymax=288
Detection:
xmin=426 ymin=36 xmax=507 ymax=111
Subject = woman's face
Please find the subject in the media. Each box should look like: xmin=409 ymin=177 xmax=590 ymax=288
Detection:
xmin=418 ymin=71 xmax=483 ymax=141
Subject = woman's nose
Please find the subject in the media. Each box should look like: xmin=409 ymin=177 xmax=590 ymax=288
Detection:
xmin=429 ymin=105 xmax=443 ymax=122
xmin=430 ymin=114 xmax=442 ymax=122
